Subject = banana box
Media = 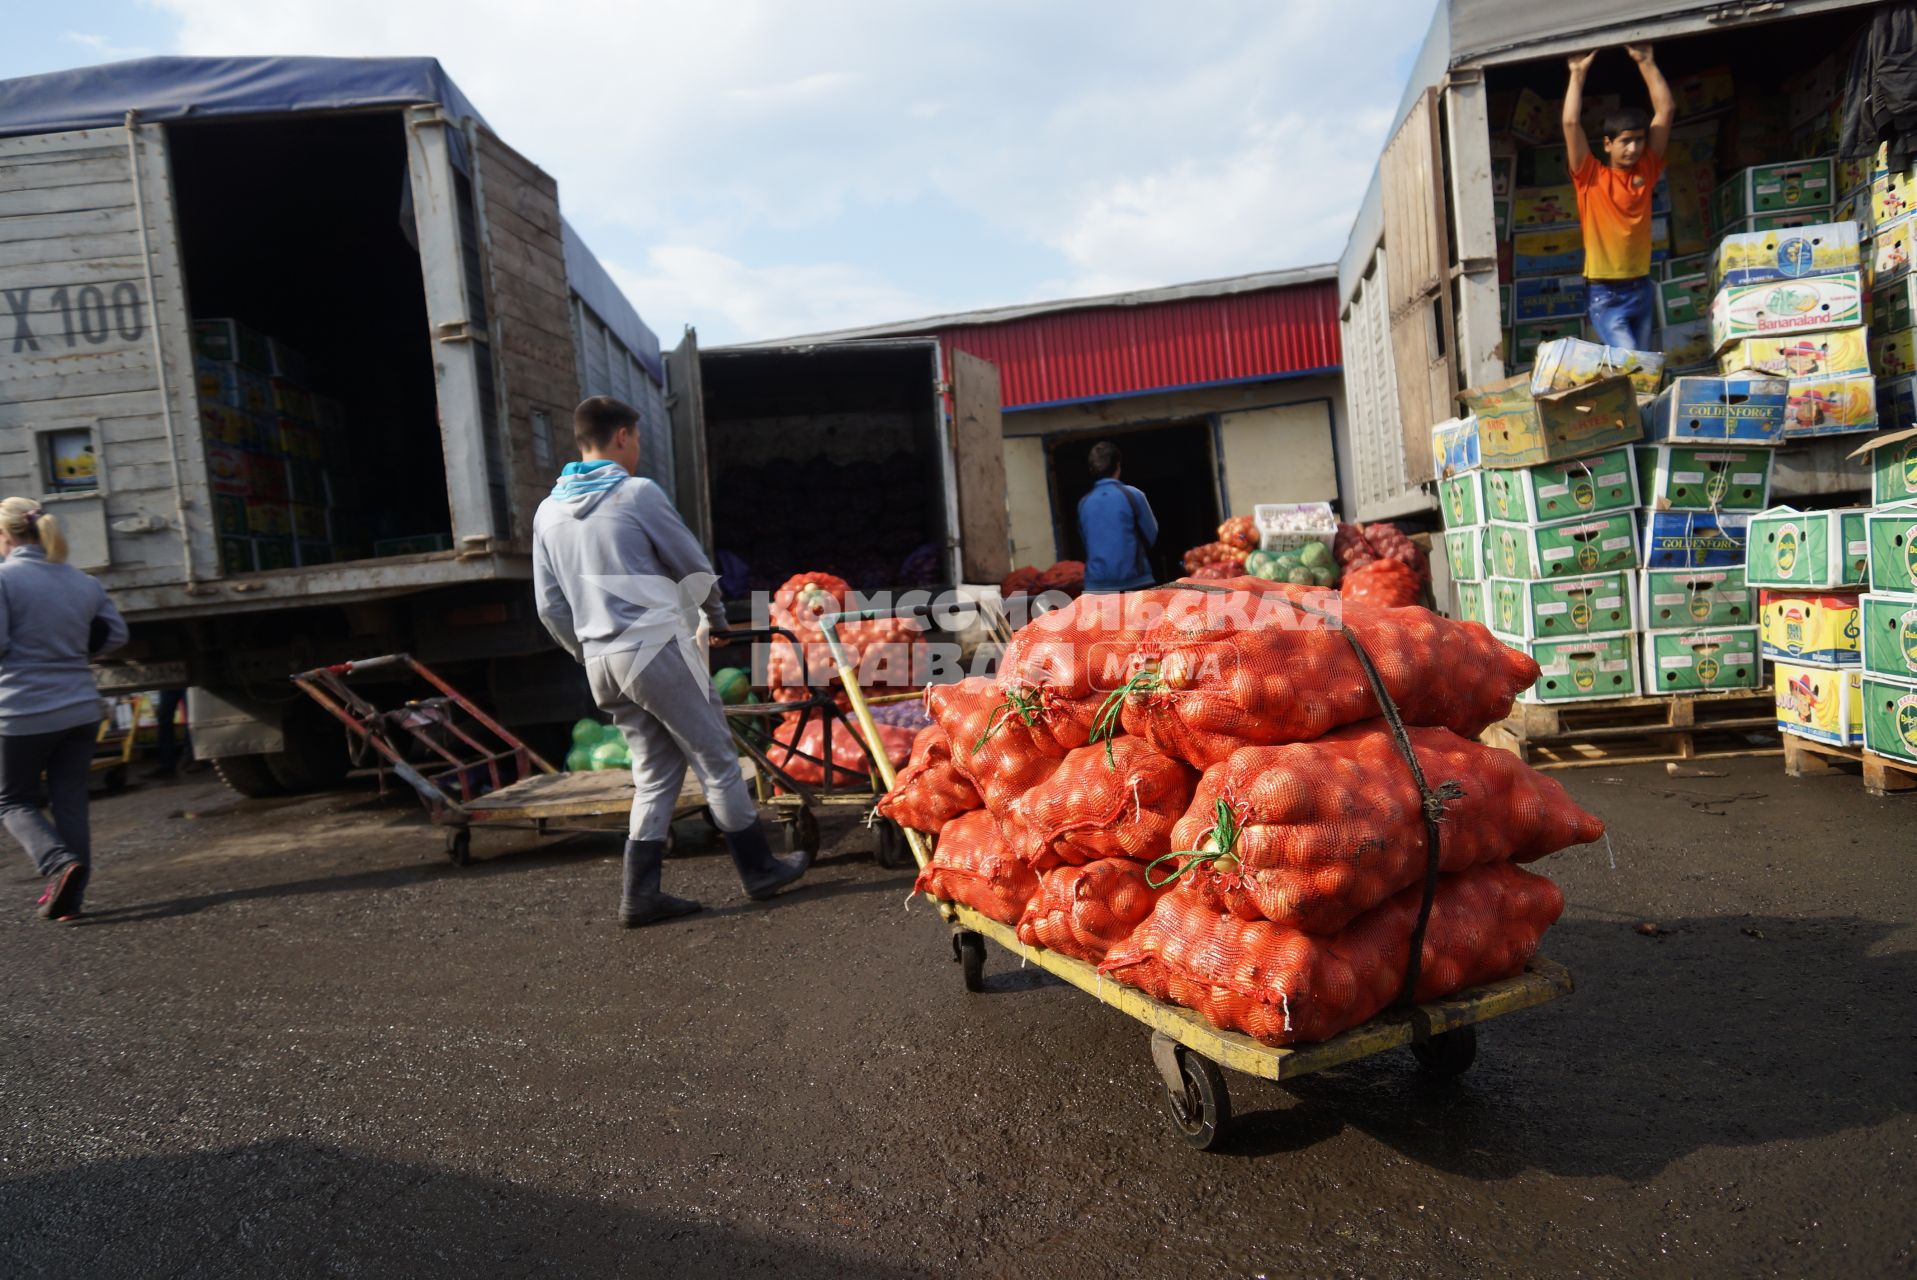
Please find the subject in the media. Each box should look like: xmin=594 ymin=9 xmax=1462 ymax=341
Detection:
xmin=1873 ymin=326 xmax=1917 ymax=378
xmin=205 ymin=443 xmax=249 ymax=497
xmin=1718 ymin=209 xmax=1836 ymax=238
xmin=1512 ymin=273 xmax=1587 ymax=322
xmin=1661 ymin=319 xmax=1713 ymax=368
xmin=1501 ymin=284 xmax=1514 ymax=327
xmin=245 ymin=500 xmax=291 ymax=538
xmin=1512 ymin=317 xmax=1590 ymax=367
xmin=1775 ymin=661 xmax=1864 ymax=745
xmin=1711 ymin=220 xmax=1861 ymax=289
xmin=1483 ymin=446 xmax=1637 ymax=523
xmin=1861 ymin=673 xmax=1917 ymax=763
xmin=1512 ymin=185 xmax=1577 ymax=230
xmin=1759 ymin=589 xmax=1862 ymax=665
xmin=1861 ymin=592 xmax=1917 ymax=680
xmin=256 ymin=537 xmax=296 ymax=573
xmin=1486 ymin=513 xmax=1638 ymax=580
xmin=1872 ymin=170 xmax=1917 ymax=227
xmin=1659 ymin=273 xmax=1711 ymax=328
xmin=219 ymin=536 xmax=258 ymax=575
xmin=1635 ymin=444 xmax=1774 ymax=511
xmin=1745 ymin=506 xmax=1870 ymax=588
xmin=1640 ymin=567 xmax=1755 ymax=629
xmin=1709 ymin=271 xmax=1865 ymax=352
xmin=1873 ymin=276 xmax=1915 ymax=334
xmin=1714 ymin=160 xmax=1834 ymax=226
xmin=1430 ymin=416 xmax=1481 ymax=479
xmin=1454 ymin=579 xmax=1486 ymax=625
xmin=290 ymin=503 xmax=330 ymax=541
xmin=1673 ymin=65 xmax=1734 ymax=119
xmin=1838 ymin=155 xmax=1875 ymax=195
xmin=1643 ymin=375 xmax=1789 ymax=445
xmin=1784 ymin=373 xmax=1878 ymax=438
xmin=213 ymin=493 xmax=249 ymax=538
xmin=1530 ymin=338 xmax=1664 ymax=397
xmin=1464 ymin=373 xmax=1642 ymax=470
xmin=198 ymin=402 xmax=254 ymax=449
xmin=1640 ymin=509 xmax=1752 ymax=570
xmin=1507 ymin=633 xmax=1640 ymax=704
xmin=1443 ymin=524 xmax=1486 ymax=582
xmin=1486 ymin=571 xmax=1636 ymax=640
xmin=1508 ymin=88 xmax=1552 ymax=144
xmin=1513 ymin=228 xmax=1584 ymax=277
xmin=1874 ymin=212 xmax=1917 ymax=284
xmin=1852 ymin=425 xmax=1917 ymax=505
xmin=1438 ymin=470 xmax=1484 ymax=528
xmin=1495 ymin=198 xmax=1512 ymax=241
xmin=1492 ymin=153 xmax=1513 ymax=200
xmin=1866 ymin=502 xmax=1917 ymax=594
xmin=1527 ymin=144 xmax=1570 ymax=187
xmin=1718 ymin=327 xmax=1871 ymax=378
xmin=1641 ymin=626 xmax=1762 ymax=694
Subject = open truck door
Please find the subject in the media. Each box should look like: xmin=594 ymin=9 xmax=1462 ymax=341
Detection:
xmin=0 ymin=123 xmax=214 ymax=582
xmin=665 ymin=328 xmax=711 ymax=550
xmin=947 ymin=349 xmax=1010 ymax=584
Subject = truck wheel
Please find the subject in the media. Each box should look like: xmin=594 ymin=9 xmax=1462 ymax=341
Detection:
xmin=214 ymin=754 xmax=287 ymax=799
xmin=264 ymin=703 xmax=350 ymax=793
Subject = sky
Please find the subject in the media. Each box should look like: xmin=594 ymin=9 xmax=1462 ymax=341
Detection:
xmin=5 ymin=1 xmax=1433 ymax=346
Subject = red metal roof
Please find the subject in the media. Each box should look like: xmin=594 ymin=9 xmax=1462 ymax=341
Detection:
xmin=935 ymin=280 xmax=1342 ymax=410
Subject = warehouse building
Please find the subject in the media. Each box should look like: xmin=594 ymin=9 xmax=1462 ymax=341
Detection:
xmin=738 ymin=267 xmax=1346 ymax=582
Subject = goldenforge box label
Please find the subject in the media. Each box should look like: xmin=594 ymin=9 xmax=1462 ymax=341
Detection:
xmin=1643 ymin=375 xmax=1789 ymax=444
xmin=1640 ymin=509 xmax=1752 ymax=569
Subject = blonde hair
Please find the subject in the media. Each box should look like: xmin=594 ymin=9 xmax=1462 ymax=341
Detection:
xmin=0 ymin=497 xmax=67 ymax=563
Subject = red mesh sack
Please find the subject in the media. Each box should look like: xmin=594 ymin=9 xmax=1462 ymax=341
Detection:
xmin=1036 ymin=560 xmax=1086 ymax=595
xmin=1001 ymin=565 xmax=1043 ymax=598
xmin=876 ymin=726 xmax=983 ymax=834
xmin=1101 ymin=861 xmax=1563 ymax=1045
xmin=913 ymin=809 xmax=1039 ymax=925
xmin=1002 ymin=736 xmax=1197 ymax=869
xmin=998 ymin=587 xmax=1186 ymax=701
xmin=1217 ymin=515 xmax=1258 ymax=551
xmin=1158 ymin=724 xmax=1603 ymax=933
xmin=1182 ymin=541 xmax=1248 ymax=574
xmin=773 ymin=572 xmax=848 ymax=619
xmin=1339 ymin=558 xmax=1422 ymax=609
xmin=925 ymin=677 xmax=1079 ymax=810
xmin=1107 ymin=583 xmax=1540 ymax=768
xmin=1016 ymin=859 xmax=1166 ymax=963
xmin=766 ymin=715 xmax=914 ymax=785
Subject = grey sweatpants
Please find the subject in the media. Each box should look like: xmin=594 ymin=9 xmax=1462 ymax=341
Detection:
xmin=0 ymin=721 xmax=95 ymax=887
xmin=585 ymin=642 xmax=757 ymax=842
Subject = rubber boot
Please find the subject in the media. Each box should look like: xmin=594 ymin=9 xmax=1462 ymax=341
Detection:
xmin=620 ymin=839 xmax=702 ymax=927
xmin=726 ymin=820 xmax=812 ymax=901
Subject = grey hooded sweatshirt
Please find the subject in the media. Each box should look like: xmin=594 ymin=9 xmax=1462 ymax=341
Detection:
xmin=531 ymin=461 xmax=725 ymax=663
xmin=0 ymin=545 xmax=129 ymax=735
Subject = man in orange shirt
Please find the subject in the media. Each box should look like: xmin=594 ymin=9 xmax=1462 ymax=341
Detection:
xmin=1564 ymin=44 xmax=1675 ymax=352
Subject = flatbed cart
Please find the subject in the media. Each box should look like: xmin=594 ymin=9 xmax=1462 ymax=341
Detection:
xmin=290 ymin=637 xmax=902 ymax=867
xmin=817 ymin=597 xmax=1577 ymax=1152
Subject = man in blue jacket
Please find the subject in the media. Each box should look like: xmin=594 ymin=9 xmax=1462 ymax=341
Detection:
xmin=1076 ymin=441 xmax=1158 ymax=593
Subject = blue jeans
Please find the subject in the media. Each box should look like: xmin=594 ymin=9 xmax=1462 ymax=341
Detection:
xmin=1587 ymin=276 xmax=1656 ymax=352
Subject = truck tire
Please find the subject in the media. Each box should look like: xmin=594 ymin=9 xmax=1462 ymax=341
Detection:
xmin=263 ymin=702 xmax=350 ymax=793
xmin=214 ymin=754 xmax=287 ymax=799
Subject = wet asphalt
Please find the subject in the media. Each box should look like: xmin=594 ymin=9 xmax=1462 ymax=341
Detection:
xmin=0 ymin=756 xmax=1912 ymax=1278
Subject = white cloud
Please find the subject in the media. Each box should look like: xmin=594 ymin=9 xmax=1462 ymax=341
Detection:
xmin=64 ymin=31 xmax=154 ymax=60
xmin=147 ymin=0 xmax=1431 ymax=340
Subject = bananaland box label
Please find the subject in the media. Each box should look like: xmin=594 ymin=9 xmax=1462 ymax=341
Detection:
xmin=1860 ymin=592 xmax=1917 ymax=679
xmin=1487 ymin=572 xmax=1635 ymax=639
xmin=1759 ymin=590 xmax=1862 ymax=665
xmin=1865 ymin=502 xmax=1917 ymax=593
xmin=1775 ymin=661 xmax=1864 ymax=745
xmin=1636 ymin=445 xmax=1773 ymax=511
xmin=1487 ymin=513 xmax=1639 ymax=580
xmin=1640 ymin=567 xmax=1754 ymax=629
xmin=1483 ymin=446 xmax=1638 ymax=523
xmin=1640 ymin=510 xmax=1753 ymax=569
xmin=1642 ymin=626 xmax=1762 ymax=694
xmin=1746 ymin=506 xmax=1870 ymax=587
xmin=1506 ymin=633 xmax=1640 ymax=704
xmin=1861 ymin=673 xmax=1917 ymax=764
xmin=1709 ymin=270 xmax=1864 ymax=352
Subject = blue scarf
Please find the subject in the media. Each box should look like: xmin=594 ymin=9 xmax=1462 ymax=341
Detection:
xmin=549 ymin=458 xmax=628 ymax=501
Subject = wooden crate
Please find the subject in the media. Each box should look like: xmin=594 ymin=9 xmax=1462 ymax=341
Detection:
xmin=1781 ymin=734 xmax=1917 ymax=797
xmin=1482 ymin=688 xmax=1780 ymax=769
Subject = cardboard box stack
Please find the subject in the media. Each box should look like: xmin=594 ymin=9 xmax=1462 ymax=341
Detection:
xmin=1847 ymin=422 xmax=1917 ymax=767
xmin=195 ymin=318 xmax=336 ymax=573
xmin=1747 ymin=503 xmax=1870 ymax=748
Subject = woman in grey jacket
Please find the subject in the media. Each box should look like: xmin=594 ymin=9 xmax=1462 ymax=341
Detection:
xmin=0 ymin=497 xmax=127 ymax=921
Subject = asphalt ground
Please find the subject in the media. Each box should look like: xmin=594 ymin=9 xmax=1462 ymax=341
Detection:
xmin=0 ymin=755 xmax=1912 ymax=1277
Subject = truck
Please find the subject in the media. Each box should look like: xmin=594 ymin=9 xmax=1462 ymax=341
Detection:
xmin=0 ymin=56 xmax=1009 ymax=795
xmin=1335 ymin=0 xmax=1880 ymax=524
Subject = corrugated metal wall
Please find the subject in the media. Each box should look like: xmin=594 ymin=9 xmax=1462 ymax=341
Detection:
xmin=569 ymin=295 xmax=673 ymax=498
xmin=935 ymin=281 xmax=1341 ymax=410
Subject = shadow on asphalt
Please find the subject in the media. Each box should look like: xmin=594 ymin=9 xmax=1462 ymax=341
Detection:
xmin=1203 ymin=913 xmax=1915 ymax=1172
xmin=0 ymin=1138 xmax=897 ymax=1278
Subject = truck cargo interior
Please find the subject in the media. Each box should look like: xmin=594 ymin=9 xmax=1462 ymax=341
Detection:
xmin=1049 ymin=423 xmax=1222 ymax=584
xmin=700 ymin=345 xmax=949 ymax=599
xmin=166 ymin=111 xmax=451 ymax=572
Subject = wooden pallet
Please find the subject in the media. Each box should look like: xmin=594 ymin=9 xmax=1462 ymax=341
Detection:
xmin=1482 ymin=688 xmax=1781 ymax=769
xmin=1780 ymin=734 xmax=1917 ymax=797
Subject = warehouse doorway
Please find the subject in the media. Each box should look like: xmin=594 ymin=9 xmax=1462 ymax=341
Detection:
xmin=166 ymin=111 xmax=450 ymax=571
xmin=1049 ymin=421 xmax=1221 ymax=584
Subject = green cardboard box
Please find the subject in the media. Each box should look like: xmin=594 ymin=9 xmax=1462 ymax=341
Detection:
xmin=1641 ymin=626 xmax=1763 ymax=694
xmin=1866 ymin=502 xmax=1917 ymax=593
xmin=1873 ymin=275 xmax=1915 ymax=334
xmin=1745 ymin=506 xmax=1870 ymax=588
xmin=1455 ymin=579 xmax=1486 ymax=625
xmin=1659 ymin=272 xmax=1711 ymax=328
xmin=1485 ymin=512 xmax=1639 ymax=580
xmin=1482 ymin=446 xmax=1637 ymax=523
xmin=1639 ymin=567 xmax=1756 ymax=629
xmin=1462 ymin=374 xmax=1644 ymax=471
xmin=1713 ymin=159 xmax=1834 ymax=227
xmin=1486 ymin=571 xmax=1636 ymax=639
xmin=1438 ymin=471 xmax=1485 ymax=528
xmin=1510 ymin=317 xmax=1587 ymax=367
xmin=1860 ymin=592 xmax=1917 ymax=679
xmin=1504 ymin=633 xmax=1641 ymax=704
xmin=1860 ymin=673 xmax=1917 ymax=764
xmin=1853 ymin=426 xmax=1917 ymax=506
xmin=1443 ymin=524 xmax=1486 ymax=582
xmin=1635 ymin=444 xmax=1775 ymax=511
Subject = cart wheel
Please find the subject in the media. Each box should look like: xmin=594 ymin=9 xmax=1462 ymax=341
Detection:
xmin=787 ymin=805 xmax=821 ymax=857
xmin=952 ymin=929 xmax=986 ymax=992
xmin=1159 ymin=1045 xmax=1232 ymax=1150
xmin=1411 ymin=1024 xmax=1477 ymax=1077
xmin=445 ymin=829 xmax=472 ymax=867
xmin=102 ymin=765 xmax=128 ymax=795
xmin=875 ymin=819 xmax=912 ymax=870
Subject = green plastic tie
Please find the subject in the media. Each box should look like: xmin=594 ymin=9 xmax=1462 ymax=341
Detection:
xmin=1089 ymin=665 xmax=1162 ymax=765
xmin=970 ymin=686 xmax=1044 ymax=757
xmin=1144 ymin=797 xmax=1242 ymax=888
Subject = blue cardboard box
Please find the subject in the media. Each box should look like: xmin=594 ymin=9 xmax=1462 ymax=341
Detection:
xmin=1430 ymin=416 xmax=1481 ymax=478
xmin=1641 ymin=509 xmax=1753 ymax=569
xmin=1643 ymin=376 xmax=1790 ymax=445
xmin=1512 ymin=274 xmax=1588 ymax=322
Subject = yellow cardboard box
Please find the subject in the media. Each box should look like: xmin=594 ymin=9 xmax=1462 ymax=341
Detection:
xmin=1719 ymin=326 xmax=1871 ymax=378
xmin=1530 ymin=338 xmax=1665 ymax=397
xmin=1773 ymin=660 xmax=1864 ymax=745
xmin=1760 ymin=589 xmax=1862 ymax=664
xmin=1513 ymin=185 xmax=1577 ymax=229
xmin=1873 ymin=170 xmax=1917 ymax=227
xmin=1875 ymin=327 xmax=1917 ymax=379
